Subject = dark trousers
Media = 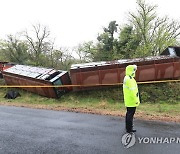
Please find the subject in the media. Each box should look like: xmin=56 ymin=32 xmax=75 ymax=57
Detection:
xmin=125 ymin=107 xmax=136 ymax=132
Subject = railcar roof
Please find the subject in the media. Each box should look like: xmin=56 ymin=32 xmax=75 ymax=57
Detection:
xmin=71 ymin=55 xmax=177 ymax=69
xmin=3 ymin=65 xmax=66 ymax=81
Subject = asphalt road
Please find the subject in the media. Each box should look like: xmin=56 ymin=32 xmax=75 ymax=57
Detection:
xmin=0 ymin=106 xmax=179 ymax=154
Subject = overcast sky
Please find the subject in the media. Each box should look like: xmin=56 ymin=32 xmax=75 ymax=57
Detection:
xmin=0 ymin=0 xmax=180 ymax=48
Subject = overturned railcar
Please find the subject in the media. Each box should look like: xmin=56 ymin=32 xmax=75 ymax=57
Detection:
xmin=1 ymin=46 xmax=180 ymax=97
xmin=2 ymin=65 xmax=71 ymax=98
xmin=0 ymin=62 xmax=14 ymax=78
xmin=70 ymin=46 xmax=180 ymax=90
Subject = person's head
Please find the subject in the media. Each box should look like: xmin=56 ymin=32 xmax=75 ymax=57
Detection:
xmin=125 ymin=65 xmax=137 ymax=77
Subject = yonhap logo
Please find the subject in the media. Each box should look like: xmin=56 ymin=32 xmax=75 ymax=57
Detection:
xmin=138 ymin=137 xmax=180 ymax=144
xmin=121 ymin=133 xmax=136 ymax=148
xmin=121 ymin=133 xmax=180 ymax=148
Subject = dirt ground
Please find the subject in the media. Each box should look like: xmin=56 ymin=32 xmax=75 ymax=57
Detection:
xmin=0 ymin=102 xmax=179 ymax=123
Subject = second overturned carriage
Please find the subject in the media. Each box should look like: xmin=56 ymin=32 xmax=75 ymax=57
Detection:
xmin=70 ymin=47 xmax=180 ymax=91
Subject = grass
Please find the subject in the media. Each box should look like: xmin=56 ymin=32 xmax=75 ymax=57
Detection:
xmin=0 ymin=79 xmax=180 ymax=122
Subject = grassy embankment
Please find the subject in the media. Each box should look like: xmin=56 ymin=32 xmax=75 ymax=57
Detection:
xmin=0 ymin=79 xmax=179 ymax=122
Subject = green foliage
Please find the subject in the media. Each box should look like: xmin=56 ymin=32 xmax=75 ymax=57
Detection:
xmin=118 ymin=25 xmax=140 ymax=58
xmin=0 ymin=35 xmax=29 ymax=64
xmin=78 ymin=0 xmax=180 ymax=62
xmin=1 ymin=0 xmax=180 ymax=67
xmin=139 ymin=82 xmax=180 ymax=104
xmin=129 ymin=0 xmax=180 ymax=57
xmin=75 ymin=41 xmax=94 ymax=63
xmin=0 ymin=24 xmax=75 ymax=70
xmin=67 ymin=82 xmax=180 ymax=104
xmin=95 ymin=21 xmax=119 ymax=61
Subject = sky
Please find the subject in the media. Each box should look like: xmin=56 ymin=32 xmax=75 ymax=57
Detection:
xmin=0 ymin=0 xmax=180 ymax=49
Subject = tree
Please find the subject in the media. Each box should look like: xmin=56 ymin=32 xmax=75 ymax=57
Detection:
xmin=24 ymin=24 xmax=53 ymax=66
xmin=74 ymin=41 xmax=94 ymax=63
xmin=59 ymin=48 xmax=75 ymax=70
xmin=0 ymin=35 xmax=28 ymax=64
xmin=118 ymin=25 xmax=140 ymax=58
xmin=129 ymin=0 xmax=180 ymax=56
xmin=96 ymin=21 xmax=119 ymax=60
xmin=50 ymin=49 xmax=63 ymax=68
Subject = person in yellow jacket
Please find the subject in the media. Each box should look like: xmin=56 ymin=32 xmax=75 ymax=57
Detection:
xmin=123 ymin=65 xmax=140 ymax=133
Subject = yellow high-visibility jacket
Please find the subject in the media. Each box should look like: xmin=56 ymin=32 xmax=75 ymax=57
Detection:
xmin=123 ymin=65 xmax=140 ymax=107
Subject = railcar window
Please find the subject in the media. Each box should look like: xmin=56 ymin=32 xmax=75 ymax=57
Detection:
xmin=168 ymin=48 xmax=177 ymax=57
xmin=45 ymin=71 xmax=60 ymax=80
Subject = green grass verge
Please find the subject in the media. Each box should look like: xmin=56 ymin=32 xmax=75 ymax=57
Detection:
xmin=0 ymin=79 xmax=179 ymax=121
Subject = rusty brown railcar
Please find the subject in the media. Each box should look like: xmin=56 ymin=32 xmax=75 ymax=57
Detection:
xmin=2 ymin=65 xmax=71 ymax=98
xmin=1 ymin=46 xmax=180 ymax=96
xmin=70 ymin=47 xmax=180 ymax=91
xmin=0 ymin=62 xmax=14 ymax=78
